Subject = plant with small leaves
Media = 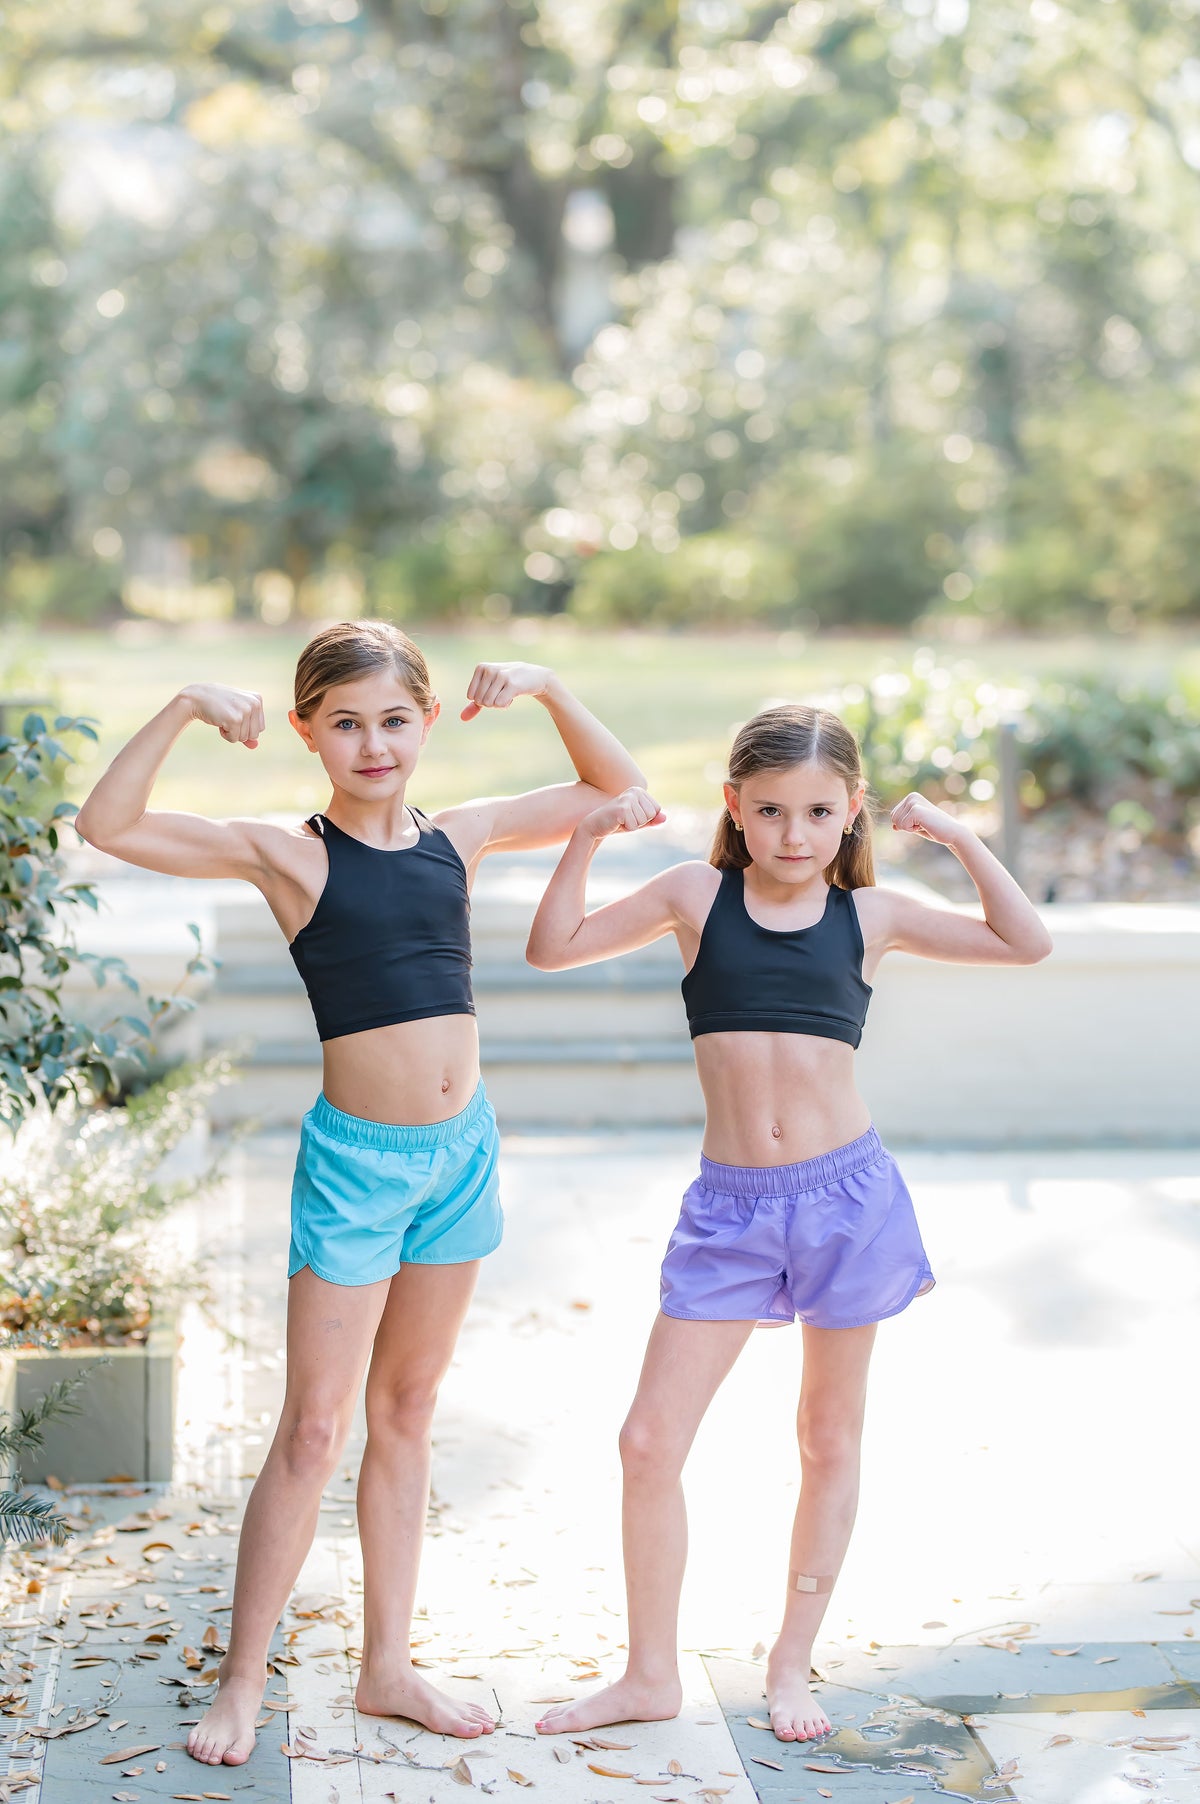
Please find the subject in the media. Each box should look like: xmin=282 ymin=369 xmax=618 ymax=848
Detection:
xmin=0 ymin=711 xmax=216 ymax=1129
xmin=0 ymin=1055 xmax=231 ymax=1346
xmin=0 ymin=1369 xmax=95 ymax=1545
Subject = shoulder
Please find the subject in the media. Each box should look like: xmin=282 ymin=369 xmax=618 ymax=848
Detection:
xmin=842 ymin=882 xmax=894 ymax=945
xmin=424 ymin=800 xmax=494 ymax=869
xmin=658 ymin=860 xmax=723 ymax=928
xmin=238 ymin=817 xmax=326 ymax=879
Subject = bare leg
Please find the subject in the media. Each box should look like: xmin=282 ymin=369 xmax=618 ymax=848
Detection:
xmin=187 ymin=1268 xmax=391 ymax=1766
xmin=767 ymin=1321 xmax=876 ymax=1743
xmin=353 ymin=1260 xmax=495 ymax=1738
xmin=537 ymin=1312 xmax=756 ymax=1734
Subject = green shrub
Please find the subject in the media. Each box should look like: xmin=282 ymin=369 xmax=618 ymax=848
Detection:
xmin=1 ymin=556 xmax=122 ymax=625
xmin=0 ymin=1057 xmax=230 ymax=1346
xmin=570 ymin=532 xmax=797 ymax=626
xmin=367 ymin=526 xmax=529 ymax=620
xmin=826 ymin=660 xmax=1200 ymax=858
xmin=0 ymin=712 xmax=214 ymax=1128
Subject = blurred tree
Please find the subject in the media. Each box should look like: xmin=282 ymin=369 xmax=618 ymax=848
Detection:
xmin=1 ymin=0 xmax=1198 ymax=629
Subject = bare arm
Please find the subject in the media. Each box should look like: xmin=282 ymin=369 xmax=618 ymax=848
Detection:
xmin=73 ymin=686 xmax=272 ymax=881
xmin=526 ymin=789 xmax=685 ymax=970
xmin=444 ymin=663 xmax=649 ymax=857
xmin=861 ymin=794 xmax=1053 ymax=967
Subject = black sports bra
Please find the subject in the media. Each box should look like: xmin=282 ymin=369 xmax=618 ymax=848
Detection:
xmin=681 ymin=867 xmax=872 ymax=1047
xmin=288 ymin=810 xmax=474 ymax=1043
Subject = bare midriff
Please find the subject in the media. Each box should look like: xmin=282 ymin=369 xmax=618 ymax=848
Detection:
xmin=694 ymin=1032 xmax=871 ymax=1168
xmin=319 ymin=1014 xmax=482 ymax=1125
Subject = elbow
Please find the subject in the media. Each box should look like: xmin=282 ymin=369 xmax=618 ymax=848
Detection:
xmin=525 ymin=939 xmax=558 ymax=972
xmin=1019 ymin=926 xmax=1054 ymax=965
xmin=73 ymin=806 xmax=101 ymax=849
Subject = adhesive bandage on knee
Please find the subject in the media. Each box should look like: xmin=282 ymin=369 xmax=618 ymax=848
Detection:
xmin=789 ymin=1570 xmax=835 ymax=1595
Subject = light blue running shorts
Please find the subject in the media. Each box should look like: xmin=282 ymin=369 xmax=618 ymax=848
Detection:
xmin=287 ymin=1082 xmax=503 ymax=1287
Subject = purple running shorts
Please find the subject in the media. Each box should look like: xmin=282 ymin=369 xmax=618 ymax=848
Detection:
xmin=659 ymin=1126 xmax=934 ymax=1331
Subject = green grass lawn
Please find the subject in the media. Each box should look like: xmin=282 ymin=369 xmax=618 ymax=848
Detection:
xmin=7 ymin=616 xmax=1194 ymax=819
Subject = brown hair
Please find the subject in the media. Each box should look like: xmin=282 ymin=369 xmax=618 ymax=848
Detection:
xmin=710 ymin=703 xmax=875 ymax=890
xmin=293 ymin=620 xmax=435 ymax=720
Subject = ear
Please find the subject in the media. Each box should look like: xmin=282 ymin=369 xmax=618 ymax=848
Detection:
xmin=846 ymin=780 xmax=866 ymax=825
xmin=420 ymin=696 xmax=441 ymax=743
xmin=288 ymin=708 xmax=319 ymax=755
xmin=722 ymin=781 xmax=741 ymax=827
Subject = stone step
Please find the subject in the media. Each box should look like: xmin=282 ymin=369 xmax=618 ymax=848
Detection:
xmin=212 ymin=951 xmax=679 ymax=996
xmin=203 ymin=982 xmax=689 ymax=1047
xmin=208 ymin=1042 xmax=703 ymax=1130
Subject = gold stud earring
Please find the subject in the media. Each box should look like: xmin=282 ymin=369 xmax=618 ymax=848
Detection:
xmin=843 ymin=821 xmax=854 ymax=836
xmin=733 ymin=821 xmax=744 ymax=833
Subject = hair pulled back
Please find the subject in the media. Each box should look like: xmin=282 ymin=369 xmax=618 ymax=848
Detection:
xmin=293 ymin=620 xmax=435 ymax=721
xmin=710 ymin=703 xmax=875 ymax=890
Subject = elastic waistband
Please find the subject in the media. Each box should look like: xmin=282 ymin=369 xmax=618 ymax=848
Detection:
xmin=699 ymin=1125 xmax=884 ymax=1196
xmin=308 ymin=1080 xmax=489 ymax=1151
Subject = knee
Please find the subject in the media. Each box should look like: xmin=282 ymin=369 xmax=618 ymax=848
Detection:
xmin=618 ymin=1413 xmax=678 ymax=1484
xmin=365 ymin=1381 xmax=439 ymax=1444
xmin=796 ymin=1409 xmax=863 ymax=1475
xmin=279 ymin=1408 xmax=346 ymax=1480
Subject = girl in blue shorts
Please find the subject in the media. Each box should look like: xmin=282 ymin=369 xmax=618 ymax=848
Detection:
xmin=526 ymin=702 xmax=1051 ymax=1744
xmin=75 ymin=620 xmax=647 ymax=1766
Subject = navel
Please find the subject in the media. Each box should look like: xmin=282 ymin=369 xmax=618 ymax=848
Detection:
xmin=771 ymin=1123 xmax=782 ymax=1140
xmin=441 ymin=1077 xmax=451 ymax=1093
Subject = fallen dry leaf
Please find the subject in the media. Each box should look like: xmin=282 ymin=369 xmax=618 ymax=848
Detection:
xmin=752 ymin=1755 xmax=784 ymax=1770
xmin=1095 ymin=1655 xmax=1119 ymax=1664
xmin=507 ymin=1771 xmax=533 ymax=1788
xmin=552 ymin=1746 xmax=571 ymax=1764
xmin=1050 ymin=1647 xmax=1082 ymax=1657
xmin=588 ymin=1738 xmax=633 ymax=1750
xmin=99 ymin=1744 xmax=161 ymax=1764
xmin=806 ymin=1763 xmax=849 ymax=1774
xmin=667 ymin=1761 xmax=682 ymax=1776
xmin=1133 ymin=1572 xmax=1161 ymax=1582
xmin=587 ymin=1764 xmax=634 ymax=1778
xmin=449 ymin=1754 xmax=473 ymax=1785
xmin=1045 ymin=1734 xmax=1074 ymax=1747
xmin=746 ymin=1715 xmax=773 ymax=1731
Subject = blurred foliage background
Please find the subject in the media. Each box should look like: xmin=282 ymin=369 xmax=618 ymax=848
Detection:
xmin=3 ymin=0 xmax=1200 ymax=637
xmin=1 ymin=0 xmax=1198 ymax=900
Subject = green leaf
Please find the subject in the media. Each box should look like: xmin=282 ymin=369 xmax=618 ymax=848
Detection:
xmin=0 ymin=1490 xmax=73 ymax=1547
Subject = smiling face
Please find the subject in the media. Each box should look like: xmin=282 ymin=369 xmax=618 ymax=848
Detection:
xmin=289 ymin=665 xmax=439 ymax=798
xmin=725 ymin=759 xmax=865 ymax=882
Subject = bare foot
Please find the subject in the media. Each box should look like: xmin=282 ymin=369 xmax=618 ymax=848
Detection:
xmin=536 ymin=1673 xmax=683 ymax=1735
xmin=186 ymin=1672 xmax=263 ymax=1766
xmin=765 ymin=1657 xmax=832 ymax=1742
xmin=355 ymin=1665 xmax=495 ymax=1738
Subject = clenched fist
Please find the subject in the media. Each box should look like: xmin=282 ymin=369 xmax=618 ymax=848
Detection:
xmin=890 ymin=792 xmax=963 ymax=847
xmin=581 ymin=786 xmax=666 ymax=840
xmin=460 ymin=662 xmax=552 ymax=721
xmin=180 ymin=684 xmax=265 ymax=749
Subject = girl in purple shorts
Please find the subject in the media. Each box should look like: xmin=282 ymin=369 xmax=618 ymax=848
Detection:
xmin=526 ymin=702 xmax=1051 ymax=1745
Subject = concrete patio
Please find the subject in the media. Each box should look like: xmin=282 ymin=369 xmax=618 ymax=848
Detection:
xmin=3 ymin=1126 xmax=1199 ymax=1802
